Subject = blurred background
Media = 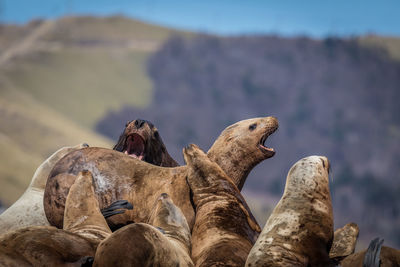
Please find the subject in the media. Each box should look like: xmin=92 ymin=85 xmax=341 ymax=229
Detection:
xmin=0 ymin=0 xmax=399 ymax=248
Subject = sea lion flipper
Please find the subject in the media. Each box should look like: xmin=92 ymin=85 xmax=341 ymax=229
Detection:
xmin=101 ymin=200 xmax=133 ymax=219
xmin=363 ymin=237 xmax=384 ymax=267
xmin=63 ymin=170 xmax=111 ymax=246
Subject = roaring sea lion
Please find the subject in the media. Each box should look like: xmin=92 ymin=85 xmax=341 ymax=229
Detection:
xmin=0 ymin=171 xmax=115 ymax=266
xmin=183 ymin=144 xmax=261 ymax=267
xmin=93 ymin=193 xmax=193 ymax=267
xmin=0 ymin=143 xmax=88 ymax=235
xmin=341 ymin=238 xmax=400 ymax=267
xmin=44 ymin=116 xmax=278 ymax=230
xmin=113 ymin=118 xmax=179 ymax=167
xmin=329 ymin=222 xmax=359 ymax=263
xmin=245 ymin=156 xmax=334 ymax=267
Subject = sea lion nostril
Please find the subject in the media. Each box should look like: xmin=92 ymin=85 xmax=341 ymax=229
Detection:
xmin=135 ymin=119 xmax=146 ymax=128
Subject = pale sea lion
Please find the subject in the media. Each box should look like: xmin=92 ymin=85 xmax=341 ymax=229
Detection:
xmin=329 ymin=222 xmax=359 ymax=263
xmin=113 ymin=118 xmax=178 ymax=167
xmin=0 ymin=143 xmax=88 ymax=235
xmin=44 ymin=116 xmax=278 ymax=230
xmin=245 ymin=156 xmax=334 ymax=267
xmin=341 ymin=237 xmax=400 ymax=267
xmin=0 ymin=171 xmax=114 ymax=266
xmin=93 ymin=193 xmax=193 ymax=267
xmin=183 ymin=144 xmax=261 ymax=267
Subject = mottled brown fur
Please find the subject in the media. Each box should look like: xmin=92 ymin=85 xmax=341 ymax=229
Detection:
xmin=329 ymin=222 xmax=359 ymax=263
xmin=246 ymin=156 xmax=334 ymax=267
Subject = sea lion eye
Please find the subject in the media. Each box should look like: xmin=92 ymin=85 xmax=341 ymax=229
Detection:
xmin=249 ymin=123 xmax=257 ymax=131
xmin=125 ymin=121 xmax=131 ymax=127
xmin=154 ymin=131 xmax=159 ymax=139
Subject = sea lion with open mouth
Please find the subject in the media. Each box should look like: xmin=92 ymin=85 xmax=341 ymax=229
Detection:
xmin=113 ymin=119 xmax=179 ymax=167
xmin=44 ymin=116 xmax=278 ymax=230
xmin=246 ymin=156 xmax=334 ymax=267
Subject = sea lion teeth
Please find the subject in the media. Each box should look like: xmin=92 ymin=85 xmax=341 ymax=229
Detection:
xmin=114 ymin=119 xmax=178 ymax=167
xmin=246 ymin=155 xmax=335 ymax=267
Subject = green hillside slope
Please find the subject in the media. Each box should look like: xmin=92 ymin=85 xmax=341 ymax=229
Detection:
xmin=0 ymin=16 xmax=191 ymax=205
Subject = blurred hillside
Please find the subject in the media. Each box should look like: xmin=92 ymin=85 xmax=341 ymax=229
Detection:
xmin=1 ymin=16 xmax=400 ymax=248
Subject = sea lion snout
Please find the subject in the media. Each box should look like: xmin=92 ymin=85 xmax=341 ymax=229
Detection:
xmin=134 ymin=119 xmax=146 ymax=129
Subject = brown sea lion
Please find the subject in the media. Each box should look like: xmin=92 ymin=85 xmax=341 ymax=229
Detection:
xmin=341 ymin=237 xmax=400 ymax=267
xmin=183 ymin=144 xmax=261 ymax=267
xmin=44 ymin=116 xmax=278 ymax=230
xmin=0 ymin=143 xmax=88 ymax=235
xmin=93 ymin=193 xmax=193 ymax=267
xmin=245 ymin=156 xmax=334 ymax=267
xmin=113 ymin=118 xmax=179 ymax=167
xmin=0 ymin=171 xmax=114 ymax=266
xmin=329 ymin=222 xmax=359 ymax=263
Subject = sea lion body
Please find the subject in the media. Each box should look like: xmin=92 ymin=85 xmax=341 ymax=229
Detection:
xmin=94 ymin=193 xmax=193 ymax=266
xmin=329 ymin=222 xmax=359 ymax=263
xmin=44 ymin=117 xmax=278 ymax=230
xmin=246 ymin=156 xmax=334 ymax=267
xmin=0 ymin=143 xmax=88 ymax=235
xmin=341 ymin=241 xmax=400 ymax=267
xmin=0 ymin=171 xmax=111 ymax=266
xmin=183 ymin=144 xmax=261 ymax=267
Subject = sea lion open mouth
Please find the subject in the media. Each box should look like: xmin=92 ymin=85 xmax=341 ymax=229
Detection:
xmin=124 ymin=133 xmax=145 ymax=160
xmin=258 ymin=126 xmax=278 ymax=157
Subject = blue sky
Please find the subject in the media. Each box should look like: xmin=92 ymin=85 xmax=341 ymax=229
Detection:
xmin=1 ymin=0 xmax=399 ymax=37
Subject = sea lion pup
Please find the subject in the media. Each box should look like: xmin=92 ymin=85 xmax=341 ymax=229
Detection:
xmin=113 ymin=118 xmax=179 ymax=167
xmin=341 ymin=238 xmax=400 ymax=267
xmin=329 ymin=222 xmax=359 ymax=263
xmin=93 ymin=193 xmax=193 ymax=267
xmin=183 ymin=144 xmax=261 ymax=267
xmin=0 ymin=143 xmax=88 ymax=235
xmin=44 ymin=116 xmax=278 ymax=230
xmin=245 ymin=156 xmax=334 ymax=267
xmin=0 ymin=171 xmax=118 ymax=266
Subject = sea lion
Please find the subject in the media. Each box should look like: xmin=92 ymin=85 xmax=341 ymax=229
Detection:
xmin=245 ymin=156 xmax=334 ymax=267
xmin=329 ymin=222 xmax=359 ymax=263
xmin=0 ymin=171 xmax=116 ymax=266
xmin=0 ymin=143 xmax=88 ymax=235
xmin=93 ymin=193 xmax=193 ymax=267
xmin=113 ymin=118 xmax=179 ymax=167
xmin=44 ymin=116 xmax=278 ymax=230
xmin=341 ymin=238 xmax=400 ymax=267
xmin=183 ymin=144 xmax=261 ymax=267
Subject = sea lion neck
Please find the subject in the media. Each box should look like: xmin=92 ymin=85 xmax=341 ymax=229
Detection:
xmin=207 ymin=116 xmax=278 ymax=190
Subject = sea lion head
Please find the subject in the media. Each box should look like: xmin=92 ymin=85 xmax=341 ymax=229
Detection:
xmin=207 ymin=116 xmax=278 ymax=190
xmin=113 ymin=119 xmax=178 ymax=167
xmin=286 ymin=155 xmax=331 ymax=196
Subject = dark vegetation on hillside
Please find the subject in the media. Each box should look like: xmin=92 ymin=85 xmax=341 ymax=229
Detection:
xmin=96 ymin=35 xmax=400 ymax=246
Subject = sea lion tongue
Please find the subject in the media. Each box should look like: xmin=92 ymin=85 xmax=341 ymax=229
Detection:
xmin=124 ymin=134 xmax=145 ymax=160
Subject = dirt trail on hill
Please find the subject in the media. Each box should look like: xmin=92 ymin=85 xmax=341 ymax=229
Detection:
xmin=0 ymin=20 xmax=55 ymax=66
